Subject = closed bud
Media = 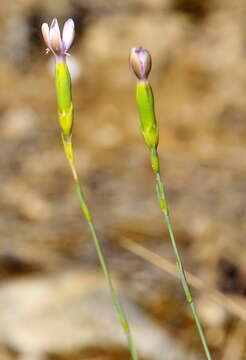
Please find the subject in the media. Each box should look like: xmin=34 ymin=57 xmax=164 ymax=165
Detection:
xmin=129 ymin=47 xmax=152 ymax=81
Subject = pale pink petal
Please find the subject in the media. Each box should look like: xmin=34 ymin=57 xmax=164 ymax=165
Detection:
xmin=62 ymin=18 xmax=75 ymax=52
xmin=49 ymin=18 xmax=63 ymax=54
xmin=41 ymin=23 xmax=50 ymax=48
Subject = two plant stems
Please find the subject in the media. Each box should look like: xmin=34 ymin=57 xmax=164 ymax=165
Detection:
xmin=62 ymin=135 xmax=138 ymax=360
xmin=151 ymin=147 xmax=212 ymax=360
xmin=61 ymin=133 xmax=212 ymax=360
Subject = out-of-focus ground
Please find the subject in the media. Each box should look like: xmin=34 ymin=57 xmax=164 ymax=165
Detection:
xmin=0 ymin=0 xmax=246 ymax=359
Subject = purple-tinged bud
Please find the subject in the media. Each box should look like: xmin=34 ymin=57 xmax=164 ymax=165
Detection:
xmin=129 ymin=47 xmax=152 ymax=81
xmin=41 ymin=18 xmax=75 ymax=62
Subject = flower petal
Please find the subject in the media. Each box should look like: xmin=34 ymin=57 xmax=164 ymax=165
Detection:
xmin=49 ymin=18 xmax=63 ymax=54
xmin=41 ymin=23 xmax=50 ymax=48
xmin=62 ymin=18 xmax=75 ymax=52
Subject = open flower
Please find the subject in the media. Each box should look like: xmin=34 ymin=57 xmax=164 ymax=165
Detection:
xmin=41 ymin=18 xmax=75 ymax=61
xmin=129 ymin=47 xmax=152 ymax=81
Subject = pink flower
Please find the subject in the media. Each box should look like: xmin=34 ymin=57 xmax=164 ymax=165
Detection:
xmin=41 ymin=18 xmax=75 ymax=61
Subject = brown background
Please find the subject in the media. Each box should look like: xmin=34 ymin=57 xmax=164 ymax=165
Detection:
xmin=0 ymin=1 xmax=245 ymax=359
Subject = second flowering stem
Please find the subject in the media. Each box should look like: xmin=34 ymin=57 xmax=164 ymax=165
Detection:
xmin=130 ymin=46 xmax=213 ymax=360
xmin=151 ymin=147 xmax=212 ymax=360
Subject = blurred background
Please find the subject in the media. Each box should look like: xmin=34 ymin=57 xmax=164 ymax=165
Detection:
xmin=0 ymin=0 xmax=245 ymax=359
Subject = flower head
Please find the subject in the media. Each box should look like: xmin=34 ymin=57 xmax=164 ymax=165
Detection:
xmin=41 ymin=18 xmax=75 ymax=61
xmin=129 ymin=47 xmax=152 ymax=81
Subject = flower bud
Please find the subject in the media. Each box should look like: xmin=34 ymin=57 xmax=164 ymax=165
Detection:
xmin=41 ymin=18 xmax=75 ymax=136
xmin=129 ymin=47 xmax=152 ymax=81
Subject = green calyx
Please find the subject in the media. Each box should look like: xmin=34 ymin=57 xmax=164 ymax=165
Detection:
xmin=136 ymin=81 xmax=159 ymax=150
xmin=55 ymin=62 xmax=74 ymax=136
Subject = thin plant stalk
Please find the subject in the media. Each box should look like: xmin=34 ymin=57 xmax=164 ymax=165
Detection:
xmin=129 ymin=47 xmax=212 ymax=360
xmin=153 ymin=148 xmax=212 ymax=360
xmin=62 ymin=135 xmax=138 ymax=360
xmin=41 ymin=18 xmax=138 ymax=360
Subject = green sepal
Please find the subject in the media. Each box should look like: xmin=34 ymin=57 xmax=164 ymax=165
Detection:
xmin=136 ymin=81 xmax=159 ymax=149
xmin=55 ymin=62 xmax=73 ymax=136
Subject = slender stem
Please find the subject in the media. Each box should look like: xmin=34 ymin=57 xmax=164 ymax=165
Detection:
xmin=151 ymin=147 xmax=212 ymax=360
xmin=62 ymin=135 xmax=138 ymax=360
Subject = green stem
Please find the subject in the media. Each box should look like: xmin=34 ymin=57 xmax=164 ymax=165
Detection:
xmin=151 ymin=147 xmax=212 ymax=360
xmin=62 ymin=135 xmax=138 ymax=360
